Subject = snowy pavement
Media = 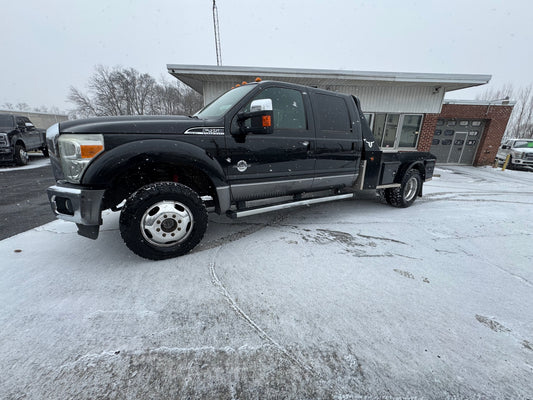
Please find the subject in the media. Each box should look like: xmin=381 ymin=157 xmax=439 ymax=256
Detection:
xmin=1 ymin=166 xmax=532 ymax=399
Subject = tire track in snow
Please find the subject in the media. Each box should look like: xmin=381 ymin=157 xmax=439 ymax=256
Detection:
xmin=193 ymin=213 xmax=288 ymax=253
xmin=208 ymin=247 xmax=317 ymax=377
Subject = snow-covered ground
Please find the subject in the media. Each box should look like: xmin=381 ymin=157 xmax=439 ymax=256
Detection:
xmin=1 ymin=166 xmax=532 ymax=399
xmin=0 ymin=153 xmax=50 ymax=172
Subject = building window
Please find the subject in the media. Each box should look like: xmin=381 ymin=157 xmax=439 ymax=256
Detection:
xmin=472 ymin=121 xmax=482 ymax=127
xmin=382 ymin=114 xmax=399 ymax=147
xmin=363 ymin=113 xmax=373 ymax=129
xmin=447 ymin=120 xmax=457 ymax=126
xmin=398 ymin=114 xmax=422 ymax=148
xmin=367 ymin=113 xmax=422 ymax=149
xmin=459 ymin=120 xmax=469 ymax=126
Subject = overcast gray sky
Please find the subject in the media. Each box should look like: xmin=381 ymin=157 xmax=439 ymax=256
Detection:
xmin=2 ymin=0 xmax=532 ymax=112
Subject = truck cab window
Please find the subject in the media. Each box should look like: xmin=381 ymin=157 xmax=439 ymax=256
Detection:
xmin=243 ymin=87 xmax=307 ymax=130
xmin=315 ymin=93 xmax=350 ymax=133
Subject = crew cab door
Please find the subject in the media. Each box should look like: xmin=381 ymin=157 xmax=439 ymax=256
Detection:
xmin=16 ymin=116 xmax=40 ymax=149
xmin=310 ymin=92 xmax=362 ymax=189
xmin=226 ymin=85 xmax=316 ymax=201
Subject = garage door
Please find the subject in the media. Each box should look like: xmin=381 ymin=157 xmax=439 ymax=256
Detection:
xmin=430 ymin=119 xmax=485 ymax=165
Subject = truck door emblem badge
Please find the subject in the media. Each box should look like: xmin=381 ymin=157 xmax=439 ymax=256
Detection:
xmin=364 ymin=139 xmax=375 ymax=148
xmin=236 ymin=160 xmax=248 ymax=172
xmin=184 ymin=127 xmax=224 ymax=135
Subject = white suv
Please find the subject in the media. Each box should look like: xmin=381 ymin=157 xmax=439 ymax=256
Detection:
xmin=496 ymin=139 xmax=533 ymax=169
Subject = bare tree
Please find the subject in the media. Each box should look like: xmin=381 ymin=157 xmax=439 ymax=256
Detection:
xmin=69 ymin=66 xmax=203 ymax=118
xmin=477 ymin=83 xmax=533 ymax=139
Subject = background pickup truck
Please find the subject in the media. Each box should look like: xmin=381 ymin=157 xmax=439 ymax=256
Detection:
xmin=46 ymin=80 xmax=436 ymax=260
xmin=495 ymin=138 xmax=533 ymax=170
xmin=0 ymin=114 xmax=49 ymax=165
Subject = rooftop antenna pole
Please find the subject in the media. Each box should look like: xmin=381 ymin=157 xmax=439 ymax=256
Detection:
xmin=213 ymin=0 xmax=222 ymax=66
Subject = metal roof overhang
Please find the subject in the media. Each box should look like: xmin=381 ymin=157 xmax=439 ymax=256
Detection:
xmin=166 ymin=64 xmax=491 ymax=95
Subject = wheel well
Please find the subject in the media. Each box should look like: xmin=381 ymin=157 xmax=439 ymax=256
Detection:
xmin=102 ymin=162 xmax=218 ymax=210
xmin=396 ymin=162 xmax=425 ymax=196
xmin=15 ymin=140 xmax=25 ymax=148
xmin=413 ymin=163 xmax=425 ymax=180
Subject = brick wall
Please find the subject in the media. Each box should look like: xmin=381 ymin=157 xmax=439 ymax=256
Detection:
xmin=417 ymin=104 xmax=514 ymax=166
xmin=418 ymin=114 xmax=439 ymax=152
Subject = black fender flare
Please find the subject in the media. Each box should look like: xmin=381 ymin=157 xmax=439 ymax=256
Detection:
xmin=397 ymin=160 xmax=426 ymax=179
xmin=11 ymin=133 xmax=25 ymax=148
xmin=82 ymin=139 xmax=228 ymax=187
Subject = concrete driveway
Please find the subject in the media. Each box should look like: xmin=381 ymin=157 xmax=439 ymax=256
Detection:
xmin=1 ymin=166 xmax=532 ymax=399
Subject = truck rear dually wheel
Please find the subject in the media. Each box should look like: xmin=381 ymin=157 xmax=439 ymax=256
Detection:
xmin=119 ymin=182 xmax=208 ymax=260
xmin=384 ymin=169 xmax=421 ymax=208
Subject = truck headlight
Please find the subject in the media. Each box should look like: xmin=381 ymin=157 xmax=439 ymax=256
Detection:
xmin=58 ymin=134 xmax=104 ymax=183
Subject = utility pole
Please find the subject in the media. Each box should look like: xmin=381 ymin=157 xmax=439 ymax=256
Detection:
xmin=212 ymin=0 xmax=222 ymax=66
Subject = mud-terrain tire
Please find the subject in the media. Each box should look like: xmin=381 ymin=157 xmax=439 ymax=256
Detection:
xmin=384 ymin=169 xmax=421 ymax=208
xmin=14 ymin=144 xmax=29 ymax=166
xmin=119 ymin=182 xmax=208 ymax=260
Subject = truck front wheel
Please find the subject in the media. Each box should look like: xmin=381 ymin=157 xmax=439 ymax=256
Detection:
xmin=14 ymin=144 xmax=29 ymax=166
xmin=119 ymin=182 xmax=208 ymax=260
xmin=384 ymin=169 xmax=421 ymax=208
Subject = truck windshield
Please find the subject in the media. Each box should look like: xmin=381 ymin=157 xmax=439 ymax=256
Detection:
xmin=194 ymin=84 xmax=256 ymax=119
xmin=0 ymin=115 xmax=14 ymax=128
xmin=513 ymin=140 xmax=533 ymax=148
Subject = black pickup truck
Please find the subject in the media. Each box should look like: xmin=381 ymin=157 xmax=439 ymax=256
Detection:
xmin=46 ymin=81 xmax=436 ymax=259
xmin=0 ymin=114 xmax=49 ymax=165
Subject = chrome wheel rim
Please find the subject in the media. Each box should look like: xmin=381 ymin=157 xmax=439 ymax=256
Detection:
xmin=404 ymin=176 xmax=418 ymax=202
xmin=20 ymin=148 xmax=28 ymax=163
xmin=141 ymin=201 xmax=193 ymax=247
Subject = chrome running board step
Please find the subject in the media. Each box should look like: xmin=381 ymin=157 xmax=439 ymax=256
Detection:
xmin=226 ymin=193 xmax=354 ymax=219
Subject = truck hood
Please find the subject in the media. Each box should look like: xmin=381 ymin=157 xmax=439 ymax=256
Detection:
xmin=514 ymin=147 xmax=533 ymax=154
xmin=59 ymin=115 xmax=214 ymax=135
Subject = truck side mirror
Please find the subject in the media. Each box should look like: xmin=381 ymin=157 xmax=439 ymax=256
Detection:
xmin=501 ymin=145 xmax=509 ymax=149
xmin=236 ymin=99 xmax=274 ymax=135
xmin=25 ymin=122 xmax=35 ymax=131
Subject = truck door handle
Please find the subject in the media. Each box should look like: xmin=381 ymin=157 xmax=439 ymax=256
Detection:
xmin=300 ymin=141 xmax=310 ymax=148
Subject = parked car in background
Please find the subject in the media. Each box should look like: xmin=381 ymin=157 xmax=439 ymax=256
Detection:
xmin=495 ymin=138 xmax=533 ymax=169
xmin=0 ymin=114 xmax=48 ymax=165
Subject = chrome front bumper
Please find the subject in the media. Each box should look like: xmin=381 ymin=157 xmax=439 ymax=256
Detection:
xmin=47 ymin=184 xmax=105 ymax=239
